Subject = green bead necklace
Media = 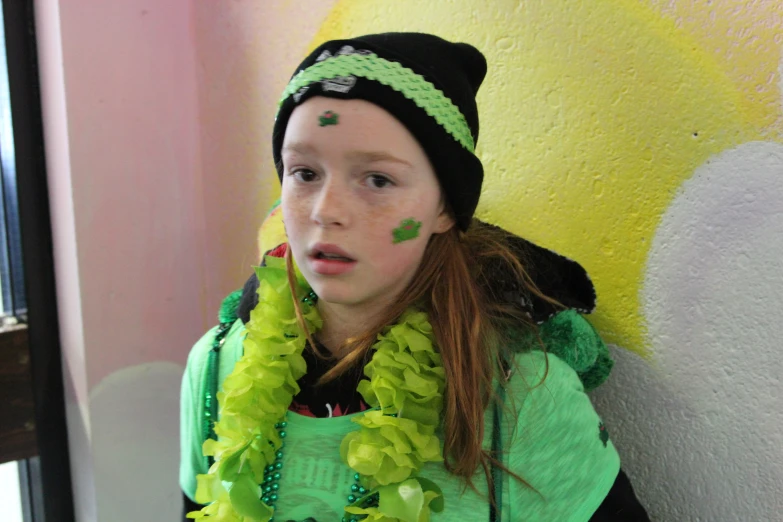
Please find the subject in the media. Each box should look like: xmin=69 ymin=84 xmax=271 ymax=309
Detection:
xmin=264 ymin=288 xmax=378 ymax=521
xmin=263 ymin=417 xmax=379 ymax=522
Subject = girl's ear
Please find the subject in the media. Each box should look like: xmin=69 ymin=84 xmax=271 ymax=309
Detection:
xmin=434 ymin=208 xmax=456 ymax=234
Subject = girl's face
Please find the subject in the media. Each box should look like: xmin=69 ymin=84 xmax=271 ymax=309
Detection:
xmin=281 ymin=97 xmax=454 ymax=309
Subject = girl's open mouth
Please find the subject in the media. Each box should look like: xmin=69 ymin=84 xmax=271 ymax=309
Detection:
xmin=308 ymin=247 xmax=357 ymax=275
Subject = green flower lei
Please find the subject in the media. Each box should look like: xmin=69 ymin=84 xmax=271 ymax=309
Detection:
xmin=188 ymin=254 xmax=446 ymax=522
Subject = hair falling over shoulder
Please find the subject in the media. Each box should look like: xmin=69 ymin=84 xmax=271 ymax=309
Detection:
xmin=285 ymin=219 xmax=560 ymax=497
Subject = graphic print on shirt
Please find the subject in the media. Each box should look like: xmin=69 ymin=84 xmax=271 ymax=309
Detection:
xmin=271 ymin=419 xmax=360 ymax=520
xmin=289 ymin=398 xmax=369 ymax=418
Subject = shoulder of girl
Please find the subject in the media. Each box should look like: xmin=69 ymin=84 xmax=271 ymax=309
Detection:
xmin=507 ymin=350 xmax=583 ymax=397
xmin=503 ymin=349 xmax=621 ymax=521
xmin=504 ymin=350 xmax=619 ymax=457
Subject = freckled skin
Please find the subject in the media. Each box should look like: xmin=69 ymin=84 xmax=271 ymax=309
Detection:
xmin=280 ymin=97 xmax=454 ymax=314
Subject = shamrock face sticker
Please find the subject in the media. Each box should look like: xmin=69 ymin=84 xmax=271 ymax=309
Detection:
xmin=318 ymin=110 xmax=339 ymax=127
xmin=392 ymin=218 xmax=422 ymax=244
xmin=599 ymin=421 xmax=610 ymax=447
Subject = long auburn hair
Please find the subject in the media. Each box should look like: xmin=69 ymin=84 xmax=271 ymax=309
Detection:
xmin=284 ymin=218 xmax=560 ymax=498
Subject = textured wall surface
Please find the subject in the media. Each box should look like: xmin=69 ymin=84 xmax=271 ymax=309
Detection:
xmin=592 ymin=141 xmax=783 ymax=519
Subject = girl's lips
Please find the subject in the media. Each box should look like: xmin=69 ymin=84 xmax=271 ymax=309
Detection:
xmin=308 ymin=255 xmax=357 ymax=276
xmin=310 ymin=242 xmax=355 ymax=260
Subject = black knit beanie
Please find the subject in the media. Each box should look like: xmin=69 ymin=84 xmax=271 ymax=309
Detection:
xmin=272 ymin=32 xmax=487 ymax=231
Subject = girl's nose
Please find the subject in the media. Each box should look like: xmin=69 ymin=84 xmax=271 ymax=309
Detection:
xmin=310 ymin=177 xmax=349 ymax=228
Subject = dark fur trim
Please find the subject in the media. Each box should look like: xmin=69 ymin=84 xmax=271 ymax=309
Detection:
xmin=474 ymin=220 xmax=596 ymax=324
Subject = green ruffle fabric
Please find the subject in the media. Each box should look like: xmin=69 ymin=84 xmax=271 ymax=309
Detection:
xmin=188 ymin=256 xmax=446 ymax=521
xmin=189 ymin=255 xmax=320 ymax=521
xmin=340 ymin=310 xmax=446 ymax=521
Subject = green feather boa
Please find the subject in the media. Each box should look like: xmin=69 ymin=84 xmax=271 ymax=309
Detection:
xmin=188 ymin=254 xmax=446 ymax=522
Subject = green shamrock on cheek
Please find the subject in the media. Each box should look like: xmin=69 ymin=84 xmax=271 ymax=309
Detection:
xmin=392 ymin=218 xmax=422 ymax=244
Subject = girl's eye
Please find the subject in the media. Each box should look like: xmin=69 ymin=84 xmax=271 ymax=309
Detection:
xmin=367 ymin=174 xmax=394 ymax=189
xmin=291 ymin=169 xmax=317 ymax=182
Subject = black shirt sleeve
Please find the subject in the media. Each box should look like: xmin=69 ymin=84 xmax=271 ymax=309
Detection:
xmin=588 ymin=469 xmax=650 ymax=521
xmin=183 ymin=493 xmax=201 ymax=521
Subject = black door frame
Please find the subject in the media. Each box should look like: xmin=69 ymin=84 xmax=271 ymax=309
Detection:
xmin=2 ymin=1 xmax=74 ymax=521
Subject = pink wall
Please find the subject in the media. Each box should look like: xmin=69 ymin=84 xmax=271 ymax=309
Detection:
xmin=63 ymin=0 xmax=208 ymax=387
xmin=192 ymin=0 xmax=340 ymax=317
xmin=36 ymin=0 xmax=337 ymax=519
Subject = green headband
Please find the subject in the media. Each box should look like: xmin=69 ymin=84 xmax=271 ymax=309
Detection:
xmin=278 ymin=52 xmax=476 ymax=153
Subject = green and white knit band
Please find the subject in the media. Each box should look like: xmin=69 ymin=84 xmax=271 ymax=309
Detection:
xmin=277 ymin=52 xmax=476 ymax=153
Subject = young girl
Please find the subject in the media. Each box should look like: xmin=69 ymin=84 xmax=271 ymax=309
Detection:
xmin=180 ymin=32 xmax=649 ymax=522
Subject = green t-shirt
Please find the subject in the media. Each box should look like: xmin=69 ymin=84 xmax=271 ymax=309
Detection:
xmin=180 ymin=320 xmax=620 ymax=521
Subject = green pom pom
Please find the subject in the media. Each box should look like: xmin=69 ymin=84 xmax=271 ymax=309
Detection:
xmin=218 ymin=289 xmax=242 ymax=324
xmin=539 ymin=309 xmax=613 ymax=391
xmin=506 ymin=309 xmax=614 ymax=391
xmin=580 ymin=349 xmax=615 ymax=392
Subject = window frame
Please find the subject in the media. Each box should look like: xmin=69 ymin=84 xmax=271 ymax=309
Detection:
xmin=1 ymin=1 xmax=74 ymax=521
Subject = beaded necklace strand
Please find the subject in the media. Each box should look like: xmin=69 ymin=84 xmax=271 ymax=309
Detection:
xmin=260 ymin=419 xmax=377 ymax=522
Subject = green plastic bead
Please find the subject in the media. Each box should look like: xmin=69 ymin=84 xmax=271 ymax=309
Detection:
xmin=275 ymin=462 xmax=283 ymax=470
xmin=264 ymin=485 xmax=272 ymax=493
xmin=276 ymin=451 xmax=284 ymax=459
xmin=280 ymin=421 xmax=288 ymax=428
xmin=272 ymin=483 xmax=279 ymax=491
xmin=270 ymin=493 xmax=278 ymax=501
xmin=279 ymin=431 xmax=287 ymax=438
xmin=348 ymin=494 xmax=357 ymax=503
xmin=358 ymin=486 xmax=367 ymax=494
xmin=351 ymin=484 xmax=359 ymax=492
xmin=353 ymin=473 xmax=360 ymax=481
xmin=273 ymin=472 xmax=281 ymax=480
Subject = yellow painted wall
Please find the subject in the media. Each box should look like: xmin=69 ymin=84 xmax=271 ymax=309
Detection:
xmin=259 ymin=0 xmax=782 ymax=355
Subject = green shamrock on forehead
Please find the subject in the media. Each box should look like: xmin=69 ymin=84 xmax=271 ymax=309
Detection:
xmin=392 ymin=218 xmax=422 ymax=244
xmin=318 ymin=110 xmax=339 ymax=126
